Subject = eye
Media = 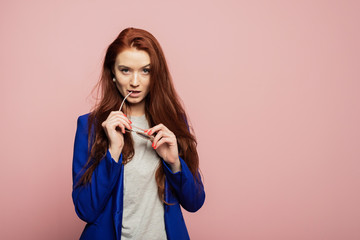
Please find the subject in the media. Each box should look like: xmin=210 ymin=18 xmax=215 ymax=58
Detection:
xmin=121 ymin=68 xmax=129 ymax=74
xmin=143 ymin=68 xmax=150 ymax=74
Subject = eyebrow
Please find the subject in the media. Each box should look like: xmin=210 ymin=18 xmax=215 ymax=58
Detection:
xmin=118 ymin=64 xmax=150 ymax=68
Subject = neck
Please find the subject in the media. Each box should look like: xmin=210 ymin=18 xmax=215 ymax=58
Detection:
xmin=128 ymin=101 xmax=146 ymax=116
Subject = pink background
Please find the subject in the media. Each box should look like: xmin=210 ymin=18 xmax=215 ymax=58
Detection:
xmin=1 ymin=0 xmax=359 ymax=239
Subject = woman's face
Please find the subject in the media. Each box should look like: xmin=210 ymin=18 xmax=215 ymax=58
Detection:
xmin=113 ymin=47 xmax=151 ymax=106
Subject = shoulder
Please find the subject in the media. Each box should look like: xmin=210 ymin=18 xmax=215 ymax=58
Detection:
xmin=77 ymin=112 xmax=91 ymax=126
xmin=75 ymin=113 xmax=92 ymax=136
xmin=78 ymin=112 xmax=91 ymax=122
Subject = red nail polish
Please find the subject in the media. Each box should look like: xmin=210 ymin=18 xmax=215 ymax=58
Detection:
xmin=148 ymin=130 xmax=152 ymax=135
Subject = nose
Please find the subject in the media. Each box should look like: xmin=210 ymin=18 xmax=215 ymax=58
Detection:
xmin=130 ymin=72 xmax=140 ymax=87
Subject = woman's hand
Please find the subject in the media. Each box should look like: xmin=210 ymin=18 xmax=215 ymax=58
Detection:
xmin=101 ymin=111 xmax=132 ymax=162
xmin=146 ymin=124 xmax=181 ymax=172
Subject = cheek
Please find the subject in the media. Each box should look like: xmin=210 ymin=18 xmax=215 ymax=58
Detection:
xmin=144 ymin=83 xmax=150 ymax=94
xmin=115 ymin=81 xmax=126 ymax=93
xmin=116 ymin=77 xmax=129 ymax=88
xmin=144 ymin=77 xmax=151 ymax=89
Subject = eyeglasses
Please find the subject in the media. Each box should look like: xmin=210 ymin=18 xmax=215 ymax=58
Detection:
xmin=120 ymin=92 xmax=154 ymax=141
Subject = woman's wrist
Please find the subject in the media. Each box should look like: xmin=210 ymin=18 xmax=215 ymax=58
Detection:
xmin=108 ymin=145 xmax=123 ymax=163
xmin=167 ymin=158 xmax=181 ymax=173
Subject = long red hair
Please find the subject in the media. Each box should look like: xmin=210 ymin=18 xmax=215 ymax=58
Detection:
xmin=77 ymin=27 xmax=200 ymax=201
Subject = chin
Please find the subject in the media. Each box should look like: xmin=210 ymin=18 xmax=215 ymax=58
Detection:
xmin=128 ymin=98 xmax=144 ymax=104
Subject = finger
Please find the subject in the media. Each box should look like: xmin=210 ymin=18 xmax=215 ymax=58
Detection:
xmin=158 ymin=134 xmax=177 ymax=148
xmin=119 ymin=111 xmax=131 ymax=122
xmin=109 ymin=111 xmax=131 ymax=124
xmin=108 ymin=110 xmax=121 ymax=119
xmin=147 ymin=123 xmax=169 ymax=136
xmin=102 ymin=113 xmax=128 ymax=134
xmin=107 ymin=113 xmax=132 ymax=128
xmin=152 ymin=131 xmax=163 ymax=148
xmin=106 ymin=119 xmax=125 ymax=134
xmin=152 ymin=129 xmax=175 ymax=145
xmin=112 ymin=116 xmax=132 ymax=130
xmin=107 ymin=118 xmax=129 ymax=134
xmin=154 ymin=137 xmax=174 ymax=149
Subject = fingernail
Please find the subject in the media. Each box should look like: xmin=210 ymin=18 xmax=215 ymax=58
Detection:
xmin=148 ymin=130 xmax=152 ymax=135
xmin=130 ymin=126 xmax=132 ymax=129
xmin=130 ymin=120 xmax=132 ymax=124
xmin=152 ymin=142 xmax=154 ymax=148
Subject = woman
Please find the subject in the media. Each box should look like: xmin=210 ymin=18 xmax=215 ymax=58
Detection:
xmin=72 ymin=27 xmax=205 ymax=240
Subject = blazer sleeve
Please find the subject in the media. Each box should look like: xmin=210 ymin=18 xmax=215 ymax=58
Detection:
xmin=72 ymin=114 xmax=123 ymax=223
xmin=162 ymin=157 xmax=205 ymax=212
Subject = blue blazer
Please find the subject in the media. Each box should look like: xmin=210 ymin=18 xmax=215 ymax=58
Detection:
xmin=72 ymin=113 xmax=205 ymax=240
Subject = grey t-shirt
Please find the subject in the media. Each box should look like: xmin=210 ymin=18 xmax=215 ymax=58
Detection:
xmin=121 ymin=114 xmax=167 ymax=240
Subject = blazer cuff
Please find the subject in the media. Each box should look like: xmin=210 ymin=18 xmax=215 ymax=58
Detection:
xmin=162 ymin=156 xmax=193 ymax=187
xmin=106 ymin=149 xmax=123 ymax=165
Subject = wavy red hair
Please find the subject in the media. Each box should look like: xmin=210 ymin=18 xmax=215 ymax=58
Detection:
xmin=77 ymin=27 xmax=200 ymax=201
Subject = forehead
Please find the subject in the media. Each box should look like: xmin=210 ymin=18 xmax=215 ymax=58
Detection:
xmin=115 ymin=48 xmax=150 ymax=67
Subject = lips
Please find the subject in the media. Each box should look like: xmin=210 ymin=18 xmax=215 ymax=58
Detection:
xmin=128 ymin=90 xmax=141 ymax=97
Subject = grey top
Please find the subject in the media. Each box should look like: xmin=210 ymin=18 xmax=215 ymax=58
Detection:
xmin=121 ymin=114 xmax=167 ymax=240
